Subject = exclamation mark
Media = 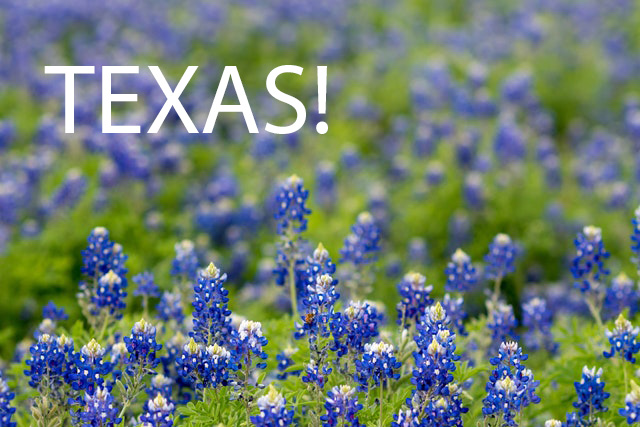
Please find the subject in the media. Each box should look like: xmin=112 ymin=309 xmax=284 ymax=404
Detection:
xmin=316 ymin=66 xmax=328 ymax=135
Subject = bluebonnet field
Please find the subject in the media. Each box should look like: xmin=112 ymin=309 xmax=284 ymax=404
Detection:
xmin=3 ymin=0 xmax=640 ymax=426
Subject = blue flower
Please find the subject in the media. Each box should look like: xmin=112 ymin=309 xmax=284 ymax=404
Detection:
xmin=295 ymin=274 xmax=339 ymax=341
xmin=483 ymin=342 xmax=540 ymax=426
xmin=171 ymin=240 xmax=199 ymax=280
xmin=81 ymin=227 xmax=128 ymax=279
xmin=201 ymin=343 xmax=237 ymax=389
xmin=330 ymin=300 xmax=383 ymax=358
xmin=124 ymin=319 xmax=162 ymax=369
xmin=42 ymin=301 xmax=68 ymax=322
xmin=91 ymin=270 xmax=128 ymax=319
xmin=321 ymin=385 xmax=363 ymax=427
xmin=301 ymin=359 xmax=332 ymax=389
xmin=604 ymin=273 xmax=637 ymax=319
xmin=571 ymin=226 xmax=610 ymax=293
xmin=237 ymin=320 xmax=268 ymax=370
xmin=445 ymin=249 xmax=478 ymax=292
xmin=0 ymin=377 xmax=17 ymax=427
xmin=146 ymin=374 xmax=173 ymax=400
xmin=70 ymin=386 xmax=121 ymax=427
xmin=396 ymin=272 xmax=434 ymax=327
xmin=140 ymin=393 xmax=175 ymax=427
xmin=251 ymin=385 xmax=294 ymax=427
xmin=412 ymin=303 xmax=460 ymax=397
xmin=420 ymin=385 xmax=468 ymax=427
xmin=619 ymin=380 xmax=640 ymax=425
xmin=274 ymin=174 xmax=311 ymax=235
xmin=276 ymin=347 xmax=301 ymax=380
xmin=191 ymin=263 xmax=233 ymax=346
xmin=631 ymin=206 xmax=640 ymax=269
xmin=354 ymin=341 xmax=401 ymax=392
xmin=391 ymin=408 xmax=421 ymax=427
xmin=603 ymin=314 xmax=640 ymax=362
xmin=568 ymin=366 xmax=609 ymax=423
xmin=522 ymin=297 xmax=557 ymax=353
xmin=24 ymin=334 xmax=68 ymax=390
xmin=70 ymin=339 xmax=112 ymax=396
xmin=484 ymin=234 xmax=518 ymax=280
xmin=487 ymin=303 xmax=518 ymax=351
xmin=441 ymin=294 xmax=467 ymax=336
xmin=156 ymin=292 xmax=185 ymax=324
xmin=133 ymin=272 xmax=161 ymax=298
xmin=340 ymin=212 xmax=381 ymax=266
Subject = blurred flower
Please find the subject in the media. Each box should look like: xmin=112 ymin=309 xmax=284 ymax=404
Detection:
xmin=340 ymin=212 xmax=381 ymax=266
xmin=522 ymin=297 xmax=557 ymax=353
xmin=445 ymin=249 xmax=478 ymax=292
xmin=571 ymin=225 xmax=609 ymax=294
xmin=274 ymin=175 xmax=311 ymax=235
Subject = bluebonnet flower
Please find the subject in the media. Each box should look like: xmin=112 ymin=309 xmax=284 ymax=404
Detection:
xmin=133 ymin=272 xmax=161 ymax=298
xmin=70 ymin=386 xmax=121 ymax=427
xmin=463 ymin=172 xmax=485 ymax=209
xmin=392 ymin=408 xmax=421 ymax=427
xmin=201 ymin=343 xmax=237 ymax=388
xmin=156 ymin=292 xmax=185 ymax=324
xmin=571 ymin=226 xmax=610 ymax=294
xmin=301 ymin=359 xmax=332 ymax=389
xmin=321 ymin=385 xmax=363 ymax=427
xmin=522 ymin=297 xmax=558 ymax=353
xmin=140 ymin=393 xmax=175 ymax=427
xmin=124 ymin=319 xmax=162 ymax=369
xmin=330 ymin=300 xmax=383 ymax=357
xmin=237 ymin=320 xmax=268 ymax=371
xmin=483 ymin=342 xmax=540 ymax=426
xmin=295 ymin=274 xmax=339 ymax=341
xmin=191 ymin=263 xmax=233 ymax=345
xmin=567 ymin=366 xmax=609 ymax=423
xmin=35 ymin=318 xmax=56 ymax=338
xmin=487 ymin=303 xmax=518 ymax=351
xmin=91 ymin=270 xmax=128 ymax=320
xmin=315 ymin=162 xmax=337 ymax=210
xmin=441 ymin=294 xmax=467 ymax=336
xmin=419 ymin=385 xmax=468 ymax=427
xmin=176 ymin=338 xmax=202 ymax=386
xmin=485 ymin=234 xmax=518 ymax=282
xmin=24 ymin=334 xmax=67 ymax=390
xmin=396 ymin=272 xmax=434 ymax=327
xmin=81 ymin=227 xmax=128 ymax=278
xmin=445 ymin=249 xmax=478 ymax=292
xmin=276 ymin=347 xmax=301 ymax=380
xmin=632 ymin=206 xmax=640 ymax=270
xmin=603 ymin=314 xmax=640 ymax=362
xmin=42 ymin=301 xmax=68 ymax=322
xmin=354 ymin=341 xmax=401 ymax=392
xmin=619 ymin=380 xmax=640 ymax=424
xmin=171 ymin=240 xmax=198 ymax=280
xmin=340 ymin=212 xmax=381 ymax=266
xmin=274 ymin=174 xmax=311 ymax=235
xmin=0 ymin=378 xmax=16 ymax=427
xmin=70 ymin=339 xmax=111 ymax=396
xmin=251 ymin=385 xmax=294 ymax=427
xmin=147 ymin=374 xmax=173 ymax=400
xmin=604 ymin=273 xmax=638 ymax=319
xmin=412 ymin=303 xmax=460 ymax=398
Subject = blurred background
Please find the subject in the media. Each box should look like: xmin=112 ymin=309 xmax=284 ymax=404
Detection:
xmin=1 ymin=0 xmax=640 ymax=357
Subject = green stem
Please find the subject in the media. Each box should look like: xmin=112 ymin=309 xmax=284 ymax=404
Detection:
xmin=624 ymin=361 xmax=629 ymax=396
xmin=378 ymin=384 xmax=384 ymax=427
xmin=586 ymin=296 xmax=604 ymax=331
xmin=98 ymin=312 xmax=111 ymax=341
xmin=289 ymin=253 xmax=298 ymax=317
xmin=491 ymin=276 xmax=503 ymax=307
